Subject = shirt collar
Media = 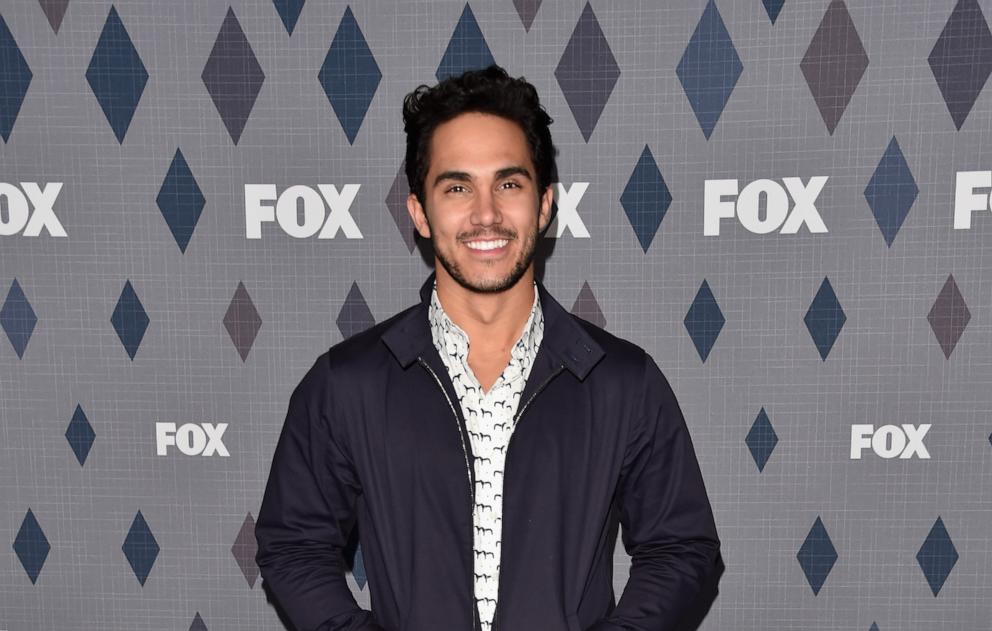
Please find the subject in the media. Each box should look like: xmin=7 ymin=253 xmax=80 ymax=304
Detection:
xmin=428 ymin=281 xmax=544 ymax=373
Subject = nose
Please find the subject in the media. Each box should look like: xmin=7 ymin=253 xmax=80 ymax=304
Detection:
xmin=470 ymin=187 xmax=501 ymax=226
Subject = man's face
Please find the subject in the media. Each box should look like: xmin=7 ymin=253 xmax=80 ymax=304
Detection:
xmin=407 ymin=112 xmax=554 ymax=294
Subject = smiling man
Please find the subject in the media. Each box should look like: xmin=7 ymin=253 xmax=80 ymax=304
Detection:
xmin=256 ymin=65 xmax=721 ymax=631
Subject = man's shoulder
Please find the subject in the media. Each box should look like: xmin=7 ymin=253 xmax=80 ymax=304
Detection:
xmin=567 ymin=311 xmax=658 ymax=379
xmin=294 ymin=302 xmax=419 ymax=394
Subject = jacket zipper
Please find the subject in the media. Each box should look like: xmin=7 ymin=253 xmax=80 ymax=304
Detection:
xmin=417 ymin=357 xmax=479 ymax=631
xmin=491 ymin=363 xmax=566 ymax=631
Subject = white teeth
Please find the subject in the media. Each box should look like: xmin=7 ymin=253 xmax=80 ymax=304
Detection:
xmin=465 ymin=239 xmax=508 ymax=251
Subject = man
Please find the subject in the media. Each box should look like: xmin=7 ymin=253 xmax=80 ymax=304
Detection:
xmin=256 ymin=65 xmax=720 ymax=631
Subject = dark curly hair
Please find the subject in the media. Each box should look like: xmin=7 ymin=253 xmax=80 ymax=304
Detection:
xmin=402 ymin=65 xmax=558 ymax=206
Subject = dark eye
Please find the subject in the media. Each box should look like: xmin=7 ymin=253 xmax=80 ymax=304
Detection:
xmin=500 ymin=181 xmax=522 ymax=189
xmin=446 ymin=185 xmax=467 ymax=194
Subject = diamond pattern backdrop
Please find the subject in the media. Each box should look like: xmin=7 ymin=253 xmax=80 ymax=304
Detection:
xmin=1 ymin=1 xmax=991 ymax=630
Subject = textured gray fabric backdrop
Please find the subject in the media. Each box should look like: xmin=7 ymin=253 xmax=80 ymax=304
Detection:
xmin=1 ymin=0 xmax=990 ymax=629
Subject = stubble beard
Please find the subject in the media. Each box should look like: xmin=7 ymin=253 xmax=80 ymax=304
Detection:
xmin=430 ymin=223 xmax=539 ymax=294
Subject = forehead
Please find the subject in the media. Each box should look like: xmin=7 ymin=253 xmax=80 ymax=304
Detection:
xmin=427 ymin=112 xmax=532 ymax=174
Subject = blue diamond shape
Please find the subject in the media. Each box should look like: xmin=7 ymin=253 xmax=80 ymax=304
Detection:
xmin=684 ymin=280 xmax=725 ymax=362
xmin=916 ymin=516 xmax=958 ymax=596
xmin=677 ymin=0 xmax=743 ymax=139
xmin=65 ymin=404 xmax=96 ymax=466
xmin=763 ymin=0 xmax=786 ymax=24
xmin=1 ymin=278 xmax=38 ymax=359
xmin=797 ymin=516 xmax=837 ymax=595
xmin=13 ymin=509 xmax=49 ymax=584
xmin=745 ymin=408 xmax=778 ymax=472
xmin=928 ymin=0 xmax=992 ymax=130
xmin=85 ymin=6 xmax=148 ymax=143
xmin=0 ymin=15 xmax=33 ymax=142
xmin=620 ymin=145 xmax=672 ymax=253
xmin=554 ymin=2 xmax=620 ymax=142
xmin=318 ymin=7 xmax=381 ymax=145
xmin=436 ymin=4 xmax=495 ymax=81
xmin=804 ymin=277 xmax=845 ymax=361
xmin=864 ymin=137 xmax=918 ymax=247
xmin=122 ymin=510 xmax=159 ymax=586
xmin=111 ymin=280 xmax=149 ymax=360
xmin=156 ymin=149 xmax=205 ymax=254
xmin=273 ymin=0 xmax=305 ymax=35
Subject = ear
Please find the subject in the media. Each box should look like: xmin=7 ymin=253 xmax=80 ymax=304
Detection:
xmin=537 ymin=184 xmax=555 ymax=234
xmin=406 ymin=193 xmax=431 ymax=239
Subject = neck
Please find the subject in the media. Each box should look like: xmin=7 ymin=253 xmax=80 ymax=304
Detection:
xmin=434 ymin=267 xmax=537 ymax=351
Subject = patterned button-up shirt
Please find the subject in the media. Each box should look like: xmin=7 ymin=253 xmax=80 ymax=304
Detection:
xmin=428 ymin=283 xmax=544 ymax=631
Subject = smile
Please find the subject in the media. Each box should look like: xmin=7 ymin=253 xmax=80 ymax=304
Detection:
xmin=464 ymin=239 xmax=509 ymax=251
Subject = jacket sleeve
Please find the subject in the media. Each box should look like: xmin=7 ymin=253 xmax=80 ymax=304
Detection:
xmin=588 ymin=354 xmax=721 ymax=631
xmin=255 ymin=357 xmax=385 ymax=631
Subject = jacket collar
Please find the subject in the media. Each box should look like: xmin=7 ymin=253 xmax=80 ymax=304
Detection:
xmin=381 ymin=272 xmax=605 ymax=380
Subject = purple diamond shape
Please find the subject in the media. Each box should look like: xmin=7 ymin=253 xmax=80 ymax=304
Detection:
xmin=223 ymin=282 xmax=262 ymax=362
xmin=555 ymin=2 xmax=620 ymax=142
xmin=231 ymin=513 xmax=258 ymax=588
xmin=189 ymin=612 xmax=208 ymax=631
xmin=800 ymin=0 xmax=869 ymax=134
xmin=927 ymin=275 xmax=970 ymax=359
xmin=570 ymin=281 xmax=606 ymax=329
xmin=513 ymin=0 xmax=543 ymax=32
xmin=386 ymin=161 xmax=417 ymax=253
xmin=336 ymin=282 xmax=374 ymax=340
xmin=929 ymin=0 xmax=992 ymax=130
xmin=38 ymin=0 xmax=70 ymax=33
xmin=202 ymin=7 xmax=265 ymax=144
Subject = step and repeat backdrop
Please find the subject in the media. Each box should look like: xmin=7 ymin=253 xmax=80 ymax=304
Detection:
xmin=2 ymin=0 xmax=991 ymax=629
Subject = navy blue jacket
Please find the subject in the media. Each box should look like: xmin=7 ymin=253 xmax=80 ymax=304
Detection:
xmin=256 ymin=274 xmax=720 ymax=631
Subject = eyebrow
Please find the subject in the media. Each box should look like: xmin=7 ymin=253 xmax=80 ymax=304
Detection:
xmin=433 ymin=166 xmax=533 ymax=188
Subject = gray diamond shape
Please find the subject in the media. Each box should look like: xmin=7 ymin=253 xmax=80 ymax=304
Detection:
xmin=800 ymin=0 xmax=869 ymax=134
xmin=927 ymin=275 xmax=970 ymax=359
xmin=554 ymin=2 xmax=620 ymax=142
xmin=570 ymin=281 xmax=606 ymax=329
xmin=231 ymin=513 xmax=258 ymax=588
xmin=336 ymin=282 xmax=374 ymax=340
xmin=386 ymin=161 xmax=417 ymax=253
xmin=202 ymin=7 xmax=265 ymax=144
xmin=223 ymin=282 xmax=262 ymax=362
